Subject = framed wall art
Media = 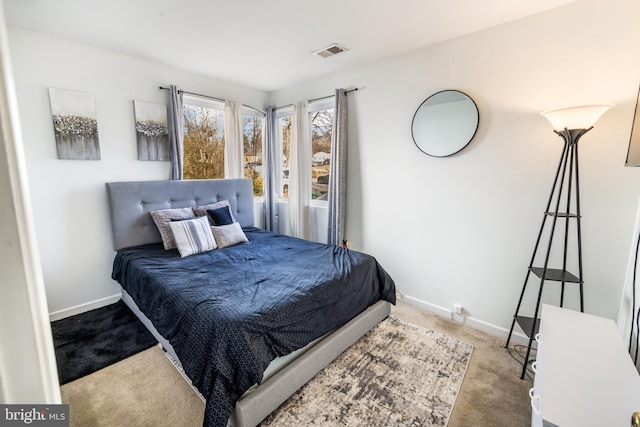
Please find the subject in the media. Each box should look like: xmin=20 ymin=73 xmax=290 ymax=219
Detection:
xmin=48 ymin=88 xmax=100 ymax=160
xmin=133 ymin=100 xmax=169 ymax=161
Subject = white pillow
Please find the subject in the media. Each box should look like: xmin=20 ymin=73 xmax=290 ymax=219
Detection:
xmin=169 ymin=216 xmax=217 ymax=257
xmin=150 ymin=207 xmax=196 ymax=250
xmin=211 ymin=222 xmax=248 ymax=249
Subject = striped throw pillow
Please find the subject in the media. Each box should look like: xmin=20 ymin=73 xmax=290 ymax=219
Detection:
xmin=169 ymin=216 xmax=217 ymax=257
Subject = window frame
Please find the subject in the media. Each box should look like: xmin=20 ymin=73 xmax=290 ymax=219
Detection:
xmin=275 ymin=106 xmax=293 ymax=200
xmin=183 ymin=94 xmax=225 ymax=111
xmin=307 ymin=98 xmax=335 ymax=206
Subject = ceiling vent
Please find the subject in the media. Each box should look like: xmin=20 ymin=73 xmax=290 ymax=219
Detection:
xmin=312 ymin=43 xmax=348 ymax=58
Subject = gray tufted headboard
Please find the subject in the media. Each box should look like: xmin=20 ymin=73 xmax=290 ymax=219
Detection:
xmin=105 ymin=179 xmax=254 ymax=250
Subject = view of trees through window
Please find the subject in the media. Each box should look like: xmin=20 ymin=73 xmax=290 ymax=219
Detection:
xmin=277 ymin=107 xmax=334 ymax=200
xmin=311 ymin=108 xmax=333 ymax=200
xmin=182 ymin=103 xmax=225 ymax=180
xmin=243 ymin=114 xmax=263 ymax=196
xmin=278 ymin=115 xmax=292 ymax=197
xmin=182 ymin=98 xmax=333 ymax=201
xmin=182 ymin=100 xmax=264 ymax=196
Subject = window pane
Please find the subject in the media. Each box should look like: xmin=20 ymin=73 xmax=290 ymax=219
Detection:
xmin=278 ymin=115 xmax=292 ymax=198
xmin=243 ymin=114 xmax=263 ymax=196
xmin=310 ymin=108 xmax=333 ymax=200
xmin=183 ymin=103 xmax=225 ymax=180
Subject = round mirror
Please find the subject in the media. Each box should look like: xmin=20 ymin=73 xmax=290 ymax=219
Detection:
xmin=411 ymin=90 xmax=479 ymax=157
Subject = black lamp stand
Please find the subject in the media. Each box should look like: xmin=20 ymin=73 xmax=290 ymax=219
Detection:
xmin=505 ymin=127 xmax=590 ymax=379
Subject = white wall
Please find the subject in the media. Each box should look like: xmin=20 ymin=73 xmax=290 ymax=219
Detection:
xmin=7 ymin=0 xmax=640 ymax=340
xmin=0 ymin=0 xmax=59 ymax=402
xmin=8 ymin=27 xmax=269 ymax=318
xmin=271 ymin=0 xmax=640 ymax=334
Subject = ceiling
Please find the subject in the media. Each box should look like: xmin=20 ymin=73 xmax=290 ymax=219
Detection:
xmin=4 ymin=0 xmax=577 ymax=92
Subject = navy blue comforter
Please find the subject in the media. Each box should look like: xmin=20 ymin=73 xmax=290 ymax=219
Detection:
xmin=112 ymin=227 xmax=396 ymax=427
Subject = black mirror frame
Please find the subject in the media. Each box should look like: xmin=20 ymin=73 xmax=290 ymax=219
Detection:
xmin=411 ymin=89 xmax=479 ymax=158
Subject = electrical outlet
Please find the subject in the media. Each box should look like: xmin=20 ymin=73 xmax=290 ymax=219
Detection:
xmin=453 ymin=304 xmax=463 ymax=315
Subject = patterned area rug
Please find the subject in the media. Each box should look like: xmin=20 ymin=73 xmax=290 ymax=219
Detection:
xmin=260 ymin=316 xmax=473 ymax=427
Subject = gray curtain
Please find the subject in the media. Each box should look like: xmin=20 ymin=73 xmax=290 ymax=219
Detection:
xmin=167 ymin=85 xmax=184 ymax=180
xmin=263 ymin=107 xmax=279 ymax=231
xmin=327 ymin=89 xmax=348 ymax=246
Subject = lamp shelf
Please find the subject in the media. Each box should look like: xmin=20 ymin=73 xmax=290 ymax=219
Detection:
xmin=544 ymin=211 xmax=579 ymax=218
xmin=529 ymin=267 xmax=581 ymax=283
xmin=506 ymin=104 xmax=612 ymax=380
xmin=515 ymin=315 xmax=540 ymax=339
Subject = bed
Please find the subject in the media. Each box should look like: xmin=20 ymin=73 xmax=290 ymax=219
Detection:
xmin=106 ymin=178 xmax=396 ymax=427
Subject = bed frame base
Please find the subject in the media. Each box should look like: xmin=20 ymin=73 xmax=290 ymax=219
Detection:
xmin=121 ymin=290 xmax=390 ymax=427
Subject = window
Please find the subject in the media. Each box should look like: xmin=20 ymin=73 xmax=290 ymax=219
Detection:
xmin=274 ymin=101 xmax=334 ymax=201
xmin=181 ymin=95 xmax=333 ymax=201
xmin=309 ymin=100 xmax=334 ymax=201
xmin=182 ymin=96 xmax=225 ymax=180
xmin=182 ymin=96 xmax=265 ymax=196
xmin=243 ymin=111 xmax=264 ymax=196
xmin=276 ymin=109 xmax=293 ymax=198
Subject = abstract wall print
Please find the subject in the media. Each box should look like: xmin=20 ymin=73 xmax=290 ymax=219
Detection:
xmin=48 ymin=88 xmax=100 ymax=160
xmin=626 ymin=84 xmax=640 ymax=166
xmin=134 ymin=100 xmax=169 ymax=161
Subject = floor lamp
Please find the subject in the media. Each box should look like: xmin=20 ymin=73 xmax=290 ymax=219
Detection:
xmin=506 ymin=103 xmax=613 ymax=379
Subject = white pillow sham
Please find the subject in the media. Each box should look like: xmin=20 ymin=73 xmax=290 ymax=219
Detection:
xmin=169 ymin=216 xmax=217 ymax=257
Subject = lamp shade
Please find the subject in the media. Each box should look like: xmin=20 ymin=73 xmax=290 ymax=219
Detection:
xmin=540 ymin=104 xmax=613 ymax=131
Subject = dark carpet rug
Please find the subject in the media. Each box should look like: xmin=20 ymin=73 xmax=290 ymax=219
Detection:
xmin=51 ymin=300 xmax=157 ymax=384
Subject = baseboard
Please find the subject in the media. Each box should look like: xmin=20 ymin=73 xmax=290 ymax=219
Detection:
xmin=49 ymin=293 xmax=121 ymax=322
xmin=49 ymin=292 xmax=530 ymax=345
xmin=400 ymin=294 xmax=529 ymax=346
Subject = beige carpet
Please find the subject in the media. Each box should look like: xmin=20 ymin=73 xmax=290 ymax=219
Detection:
xmin=61 ymin=344 xmax=205 ymax=426
xmin=61 ymin=300 xmax=532 ymax=426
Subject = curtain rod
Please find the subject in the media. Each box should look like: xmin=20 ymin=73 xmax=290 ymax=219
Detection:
xmin=275 ymin=87 xmax=360 ymax=110
xmin=159 ymin=86 xmax=265 ymax=115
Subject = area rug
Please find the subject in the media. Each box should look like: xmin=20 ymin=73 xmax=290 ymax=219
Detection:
xmin=260 ymin=315 xmax=473 ymax=427
xmin=51 ymin=300 xmax=157 ymax=384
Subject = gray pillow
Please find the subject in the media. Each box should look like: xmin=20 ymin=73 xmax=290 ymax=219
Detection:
xmin=211 ymin=222 xmax=248 ymax=248
xmin=149 ymin=207 xmax=196 ymax=250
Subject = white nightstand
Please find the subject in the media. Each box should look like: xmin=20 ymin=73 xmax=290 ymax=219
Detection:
xmin=530 ymin=304 xmax=640 ymax=426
